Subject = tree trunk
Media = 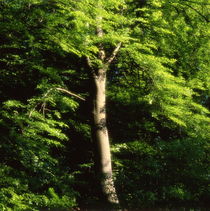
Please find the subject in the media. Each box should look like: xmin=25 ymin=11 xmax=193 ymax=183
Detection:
xmin=90 ymin=68 xmax=119 ymax=206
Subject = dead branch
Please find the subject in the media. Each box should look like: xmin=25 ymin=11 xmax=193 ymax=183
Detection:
xmin=56 ymin=87 xmax=85 ymax=101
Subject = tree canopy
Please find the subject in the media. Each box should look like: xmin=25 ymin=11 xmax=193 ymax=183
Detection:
xmin=0 ymin=0 xmax=209 ymax=210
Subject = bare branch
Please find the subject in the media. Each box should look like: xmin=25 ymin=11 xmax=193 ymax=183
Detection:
xmin=29 ymin=88 xmax=54 ymax=118
xmin=56 ymin=87 xmax=85 ymax=101
xmin=39 ymin=102 xmax=48 ymax=117
xmin=29 ymin=87 xmax=85 ymax=118
xmin=106 ymin=42 xmax=122 ymax=65
xmin=29 ymin=105 xmax=38 ymax=118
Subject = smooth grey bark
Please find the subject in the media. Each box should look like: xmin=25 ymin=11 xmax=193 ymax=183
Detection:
xmin=87 ymin=7 xmax=121 ymax=205
xmin=90 ymin=67 xmax=119 ymax=206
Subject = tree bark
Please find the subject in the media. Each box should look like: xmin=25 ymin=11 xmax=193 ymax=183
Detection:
xmin=90 ymin=67 xmax=119 ymax=206
xmin=88 ymin=4 xmax=120 ymax=205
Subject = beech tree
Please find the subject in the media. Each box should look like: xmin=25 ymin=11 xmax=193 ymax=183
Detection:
xmin=45 ymin=0 xmax=209 ymax=206
xmin=0 ymin=0 xmax=209 ymax=210
xmin=50 ymin=0 xmax=131 ymax=205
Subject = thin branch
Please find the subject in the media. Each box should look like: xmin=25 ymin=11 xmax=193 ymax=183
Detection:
xmin=183 ymin=3 xmax=209 ymax=22
xmin=29 ymin=104 xmax=38 ymax=118
xmin=29 ymin=88 xmax=54 ymax=118
xmin=39 ymin=102 xmax=47 ymax=117
xmin=180 ymin=0 xmax=210 ymax=6
xmin=29 ymin=87 xmax=85 ymax=118
xmin=56 ymin=87 xmax=85 ymax=101
xmin=106 ymin=42 xmax=122 ymax=65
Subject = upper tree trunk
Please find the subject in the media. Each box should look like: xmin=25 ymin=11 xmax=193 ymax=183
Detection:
xmin=90 ymin=67 xmax=119 ymax=206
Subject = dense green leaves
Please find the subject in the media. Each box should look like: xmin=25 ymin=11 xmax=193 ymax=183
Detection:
xmin=0 ymin=0 xmax=209 ymax=209
xmin=113 ymin=138 xmax=209 ymax=208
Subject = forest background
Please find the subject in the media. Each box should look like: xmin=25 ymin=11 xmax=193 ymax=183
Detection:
xmin=0 ymin=0 xmax=209 ymax=210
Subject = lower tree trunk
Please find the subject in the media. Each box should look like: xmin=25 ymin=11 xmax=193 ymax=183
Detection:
xmin=90 ymin=68 xmax=119 ymax=206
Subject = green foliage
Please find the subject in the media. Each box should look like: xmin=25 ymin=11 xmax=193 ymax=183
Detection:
xmin=108 ymin=0 xmax=210 ymax=140
xmin=0 ymin=186 xmax=76 ymax=211
xmin=113 ymin=138 xmax=209 ymax=208
xmin=0 ymin=94 xmax=78 ymax=209
xmin=0 ymin=165 xmax=77 ymax=210
xmin=0 ymin=0 xmax=209 ymax=209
